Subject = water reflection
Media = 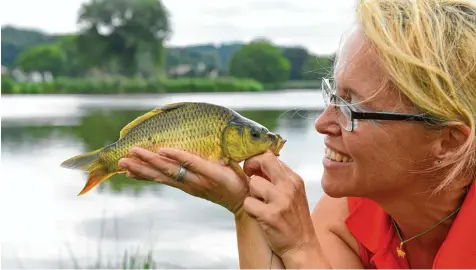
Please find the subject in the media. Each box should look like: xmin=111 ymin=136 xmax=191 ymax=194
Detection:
xmin=1 ymin=105 xmax=325 ymax=269
xmin=3 ymin=108 xmax=320 ymax=196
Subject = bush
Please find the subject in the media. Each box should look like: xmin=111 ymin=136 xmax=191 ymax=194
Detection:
xmin=1 ymin=75 xmax=16 ymax=94
xmin=4 ymin=76 xmax=265 ymax=95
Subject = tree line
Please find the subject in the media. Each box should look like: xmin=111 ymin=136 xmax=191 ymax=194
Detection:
xmin=1 ymin=0 xmax=335 ymax=94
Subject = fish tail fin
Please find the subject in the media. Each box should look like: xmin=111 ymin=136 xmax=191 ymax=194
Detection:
xmin=60 ymin=148 xmax=116 ymax=196
xmin=77 ymin=165 xmax=116 ymax=196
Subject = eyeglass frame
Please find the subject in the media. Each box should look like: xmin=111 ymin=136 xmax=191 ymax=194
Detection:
xmin=321 ymin=78 xmax=444 ymax=131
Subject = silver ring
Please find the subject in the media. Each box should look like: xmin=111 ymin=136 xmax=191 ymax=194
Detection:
xmin=176 ymin=166 xmax=187 ymax=182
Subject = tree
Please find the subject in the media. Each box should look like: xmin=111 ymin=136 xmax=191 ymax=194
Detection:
xmin=13 ymin=34 xmax=95 ymax=78
xmin=55 ymin=34 xmax=91 ymax=77
xmin=15 ymin=44 xmax=66 ymax=77
xmin=228 ymin=40 xmax=291 ymax=84
xmin=1 ymin=26 xmax=59 ymax=67
xmin=76 ymin=0 xmax=171 ymax=76
xmin=282 ymin=46 xmax=310 ymax=80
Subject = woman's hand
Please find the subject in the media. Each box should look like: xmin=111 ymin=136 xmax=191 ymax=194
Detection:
xmin=242 ymin=150 xmax=321 ymax=266
xmin=118 ymin=147 xmax=249 ymax=214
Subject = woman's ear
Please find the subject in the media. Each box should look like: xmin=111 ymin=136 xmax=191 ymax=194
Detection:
xmin=434 ymin=123 xmax=471 ymax=160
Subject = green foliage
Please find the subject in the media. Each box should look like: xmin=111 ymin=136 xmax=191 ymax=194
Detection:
xmin=55 ymin=34 xmax=91 ymax=76
xmin=165 ymin=48 xmax=221 ymax=76
xmin=121 ymin=250 xmax=156 ymax=269
xmin=76 ymin=0 xmax=171 ymax=76
xmin=166 ymin=43 xmax=243 ymax=72
xmin=2 ymin=75 xmax=15 ymax=94
xmin=4 ymin=76 xmax=264 ymax=94
xmin=1 ymin=25 xmax=336 ymax=86
xmin=8 ymin=33 xmax=90 ymax=77
xmin=15 ymin=44 xmax=67 ymax=76
xmin=228 ymin=40 xmax=291 ymax=84
xmin=281 ymin=46 xmax=310 ymax=80
xmin=1 ymin=26 xmax=59 ymax=67
xmin=2 ymin=26 xmax=246 ymax=77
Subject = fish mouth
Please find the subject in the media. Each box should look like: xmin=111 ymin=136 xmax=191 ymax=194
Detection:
xmin=268 ymin=132 xmax=286 ymax=156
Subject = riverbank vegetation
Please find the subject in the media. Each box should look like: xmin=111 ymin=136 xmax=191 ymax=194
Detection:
xmin=1 ymin=75 xmax=265 ymax=94
xmin=1 ymin=0 xmax=334 ymax=95
xmin=1 ymin=75 xmax=322 ymax=95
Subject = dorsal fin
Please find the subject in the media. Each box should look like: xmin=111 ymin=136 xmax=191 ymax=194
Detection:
xmin=119 ymin=102 xmax=188 ymax=138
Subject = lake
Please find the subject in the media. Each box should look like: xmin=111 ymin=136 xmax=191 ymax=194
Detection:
xmin=1 ymin=90 xmax=327 ymax=269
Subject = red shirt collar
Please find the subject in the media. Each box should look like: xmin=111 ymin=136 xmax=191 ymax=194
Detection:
xmin=345 ymin=181 xmax=476 ymax=268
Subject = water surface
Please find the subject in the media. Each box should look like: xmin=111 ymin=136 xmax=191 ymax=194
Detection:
xmin=1 ymin=91 xmax=327 ymax=269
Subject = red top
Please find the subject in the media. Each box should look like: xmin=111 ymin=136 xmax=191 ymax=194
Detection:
xmin=345 ymin=181 xmax=476 ymax=268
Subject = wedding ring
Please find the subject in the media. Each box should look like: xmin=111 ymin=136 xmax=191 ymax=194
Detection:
xmin=176 ymin=165 xmax=187 ymax=182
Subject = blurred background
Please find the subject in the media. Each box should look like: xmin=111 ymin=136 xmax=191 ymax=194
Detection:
xmin=1 ymin=0 xmax=356 ymax=268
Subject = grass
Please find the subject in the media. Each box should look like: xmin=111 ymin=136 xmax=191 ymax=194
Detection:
xmin=9 ymin=211 xmax=159 ymax=269
xmin=62 ymin=242 xmax=157 ymax=269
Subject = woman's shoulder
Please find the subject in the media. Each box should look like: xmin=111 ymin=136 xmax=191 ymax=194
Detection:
xmin=311 ymin=194 xmax=361 ymax=241
xmin=310 ymin=194 xmax=364 ymax=268
xmin=312 ymin=194 xmax=352 ymax=225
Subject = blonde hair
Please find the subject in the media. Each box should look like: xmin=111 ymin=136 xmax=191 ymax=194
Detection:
xmin=354 ymin=0 xmax=476 ymax=192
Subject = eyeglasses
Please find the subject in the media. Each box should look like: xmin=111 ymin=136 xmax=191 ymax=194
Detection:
xmin=321 ymin=78 xmax=442 ymax=132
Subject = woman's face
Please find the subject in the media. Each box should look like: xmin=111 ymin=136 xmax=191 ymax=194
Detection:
xmin=315 ymin=27 xmax=442 ymax=200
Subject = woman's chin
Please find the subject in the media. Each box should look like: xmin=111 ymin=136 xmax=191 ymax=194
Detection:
xmin=320 ymin=172 xmax=359 ymax=198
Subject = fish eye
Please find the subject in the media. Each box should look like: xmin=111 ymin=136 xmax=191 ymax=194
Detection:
xmin=250 ymin=129 xmax=260 ymax=139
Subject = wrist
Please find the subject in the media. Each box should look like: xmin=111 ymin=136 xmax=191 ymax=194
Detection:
xmin=280 ymin=239 xmax=328 ymax=268
xmin=233 ymin=192 xmax=250 ymax=218
xmin=234 ymin=205 xmax=248 ymax=221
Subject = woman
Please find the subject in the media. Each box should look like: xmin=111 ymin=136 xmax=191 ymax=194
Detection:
xmin=118 ymin=0 xmax=476 ymax=268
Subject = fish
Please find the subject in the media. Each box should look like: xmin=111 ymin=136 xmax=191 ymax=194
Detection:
xmin=60 ymin=102 xmax=287 ymax=196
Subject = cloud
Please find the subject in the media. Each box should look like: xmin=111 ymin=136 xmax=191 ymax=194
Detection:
xmin=0 ymin=0 xmax=357 ymax=54
xmin=247 ymin=0 xmax=315 ymax=12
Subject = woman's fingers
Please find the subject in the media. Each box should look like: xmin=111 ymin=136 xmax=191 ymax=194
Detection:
xmin=243 ymin=196 xmax=267 ymax=219
xmin=157 ymin=147 xmax=228 ymax=177
xmin=243 ymin=153 xmax=271 ymax=178
xmin=244 ymin=151 xmax=304 ymax=190
xmin=121 ymin=157 xmax=152 ymax=181
xmin=118 ymin=157 xmax=184 ymax=188
xmin=249 ymin=175 xmax=280 ymax=203
xmin=125 ymin=171 xmax=151 ymax=182
xmin=118 ymin=155 xmax=200 ymax=195
xmin=244 ymin=151 xmax=290 ymax=185
xmin=243 ymin=164 xmax=268 ymax=181
xmin=126 ymin=147 xmax=201 ymax=184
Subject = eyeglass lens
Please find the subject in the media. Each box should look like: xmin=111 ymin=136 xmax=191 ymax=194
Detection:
xmin=322 ymin=79 xmax=354 ymax=131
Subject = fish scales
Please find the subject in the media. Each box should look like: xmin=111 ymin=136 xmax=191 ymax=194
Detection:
xmin=103 ymin=103 xmax=233 ymax=171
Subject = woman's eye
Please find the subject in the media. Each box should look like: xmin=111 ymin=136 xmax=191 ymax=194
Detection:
xmin=349 ymin=93 xmax=363 ymax=107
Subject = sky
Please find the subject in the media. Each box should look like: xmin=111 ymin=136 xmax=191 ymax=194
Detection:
xmin=0 ymin=0 xmax=358 ymax=55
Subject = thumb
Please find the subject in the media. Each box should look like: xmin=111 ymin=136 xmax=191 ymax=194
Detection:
xmin=243 ymin=157 xmax=269 ymax=181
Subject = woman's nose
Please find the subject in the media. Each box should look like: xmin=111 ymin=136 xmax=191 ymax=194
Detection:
xmin=314 ymin=107 xmax=341 ymax=135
